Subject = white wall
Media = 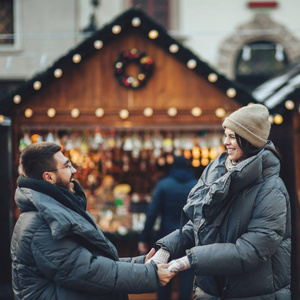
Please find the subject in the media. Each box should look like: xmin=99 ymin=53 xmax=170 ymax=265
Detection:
xmin=1 ymin=0 xmax=300 ymax=80
xmin=179 ymin=0 xmax=300 ymax=69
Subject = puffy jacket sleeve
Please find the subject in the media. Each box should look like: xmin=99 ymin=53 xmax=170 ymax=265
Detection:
xmin=155 ymin=220 xmax=195 ymax=259
xmin=186 ymin=187 xmax=288 ymax=276
xmin=31 ymin=225 xmax=160 ymax=294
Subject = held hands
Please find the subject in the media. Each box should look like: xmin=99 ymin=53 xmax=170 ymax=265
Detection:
xmin=145 ymin=248 xmax=170 ymax=265
xmin=144 ymin=248 xmax=175 ymax=286
xmin=157 ymin=264 xmax=175 ymax=286
xmin=167 ymin=256 xmax=191 ymax=272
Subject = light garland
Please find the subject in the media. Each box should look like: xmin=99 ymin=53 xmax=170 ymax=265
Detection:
xmin=8 ymin=13 xmax=297 ymax=125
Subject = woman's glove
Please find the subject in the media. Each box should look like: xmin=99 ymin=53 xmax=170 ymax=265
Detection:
xmin=167 ymin=256 xmax=191 ymax=272
xmin=146 ymin=248 xmax=170 ymax=265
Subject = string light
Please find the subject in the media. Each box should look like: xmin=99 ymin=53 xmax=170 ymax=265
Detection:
xmin=285 ymin=100 xmax=295 ymax=110
xmin=191 ymin=107 xmax=202 ymax=117
xmin=47 ymin=108 xmax=56 ymax=118
xmin=226 ymin=88 xmax=236 ymax=98
xmin=169 ymin=44 xmax=179 ymax=53
xmin=25 ymin=108 xmax=33 ymax=118
xmin=167 ymin=107 xmax=177 ymax=117
xmin=72 ymin=54 xmax=81 ymax=63
xmin=13 ymin=95 xmax=21 ymax=104
xmin=119 ymin=109 xmax=129 ymax=119
xmin=208 ymin=73 xmax=218 ymax=82
xmin=148 ymin=30 xmax=158 ymax=39
xmin=95 ymin=108 xmax=105 ymax=118
xmin=71 ymin=108 xmax=80 ymax=118
xmin=112 ymin=25 xmax=121 ymax=34
xmin=33 ymin=81 xmax=41 ymax=90
xmin=268 ymin=115 xmax=274 ymax=124
xmin=215 ymin=107 xmax=226 ymax=118
xmin=143 ymin=107 xmax=153 ymax=117
xmin=94 ymin=40 xmax=103 ymax=49
xmin=274 ymin=114 xmax=283 ymax=124
xmin=54 ymin=68 xmax=63 ymax=78
xmin=187 ymin=59 xmax=197 ymax=69
xmin=131 ymin=17 xmax=141 ymax=27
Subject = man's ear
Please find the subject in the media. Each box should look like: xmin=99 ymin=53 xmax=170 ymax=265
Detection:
xmin=42 ymin=172 xmax=55 ymax=184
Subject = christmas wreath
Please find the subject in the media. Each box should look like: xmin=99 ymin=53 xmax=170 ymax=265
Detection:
xmin=114 ymin=48 xmax=154 ymax=89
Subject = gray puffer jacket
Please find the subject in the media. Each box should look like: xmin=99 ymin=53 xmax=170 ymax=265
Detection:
xmin=11 ymin=187 xmax=160 ymax=300
xmin=156 ymin=146 xmax=291 ymax=299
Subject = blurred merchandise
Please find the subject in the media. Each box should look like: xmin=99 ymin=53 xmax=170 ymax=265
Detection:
xmin=18 ymin=127 xmax=225 ymax=234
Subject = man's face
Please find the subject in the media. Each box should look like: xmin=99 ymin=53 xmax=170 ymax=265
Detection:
xmin=51 ymin=151 xmax=77 ymax=193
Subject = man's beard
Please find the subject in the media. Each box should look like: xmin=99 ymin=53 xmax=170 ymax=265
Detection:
xmin=55 ymin=176 xmax=75 ymax=194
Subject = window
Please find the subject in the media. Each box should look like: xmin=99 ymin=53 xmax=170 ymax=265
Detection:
xmin=133 ymin=0 xmax=169 ymax=29
xmin=0 ymin=0 xmax=14 ymax=44
xmin=235 ymin=41 xmax=288 ymax=90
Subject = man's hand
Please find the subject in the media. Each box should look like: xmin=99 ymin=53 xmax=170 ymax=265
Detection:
xmin=138 ymin=242 xmax=149 ymax=255
xmin=145 ymin=248 xmax=155 ymax=263
xmin=157 ymin=264 xmax=175 ymax=286
xmin=167 ymin=256 xmax=191 ymax=272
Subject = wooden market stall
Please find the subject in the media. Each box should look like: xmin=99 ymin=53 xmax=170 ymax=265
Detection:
xmin=0 ymin=8 xmax=299 ymax=298
xmin=0 ymin=8 xmax=254 ymax=224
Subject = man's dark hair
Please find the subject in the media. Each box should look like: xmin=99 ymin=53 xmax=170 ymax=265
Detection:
xmin=20 ymin=142 xmax=62 ymax=179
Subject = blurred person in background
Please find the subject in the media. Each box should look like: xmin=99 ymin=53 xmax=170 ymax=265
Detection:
xmin=11 ymin=142 xmax=174 ymax=300
xmin=148 ymin=104 xmax=291 ymax=299
xmin=139 ymin=155 xmax=197 ymax=300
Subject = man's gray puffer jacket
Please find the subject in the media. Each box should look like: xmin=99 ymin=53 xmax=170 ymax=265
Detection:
xmin=11 ymin=186 xmax=160 ymax=300
xmin=156 ymin=147 xmax=291 ymax=299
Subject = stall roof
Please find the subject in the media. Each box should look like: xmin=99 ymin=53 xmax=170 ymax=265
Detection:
xmin=0 ymin=7 xmax=256 ymax=117
xmin=252 ymin=62 xmax=300 ymax=114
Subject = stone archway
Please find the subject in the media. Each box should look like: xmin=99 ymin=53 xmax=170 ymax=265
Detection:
xmin=218 ymin=13 xmax=300 ymax=79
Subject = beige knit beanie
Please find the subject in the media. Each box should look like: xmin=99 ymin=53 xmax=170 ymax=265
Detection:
xmin=222 ymin=104 xmax=271 ymax=148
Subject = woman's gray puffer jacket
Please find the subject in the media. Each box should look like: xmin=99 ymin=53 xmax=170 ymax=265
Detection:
xmin=11 ymin=187 xmax=160 ymax=300
xmin=156 ymin=146 xmax=291 ymax=299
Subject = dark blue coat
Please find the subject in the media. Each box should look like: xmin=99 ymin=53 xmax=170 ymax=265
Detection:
xmin=140 ymin=166 xmax=197 ymax=243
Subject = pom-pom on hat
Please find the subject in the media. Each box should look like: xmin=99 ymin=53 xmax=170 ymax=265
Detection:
xmin=222 ymin=104 xmax=271 ymax=148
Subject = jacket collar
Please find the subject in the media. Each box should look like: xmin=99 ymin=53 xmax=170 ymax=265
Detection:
xmin=15 ymin=187 xmax=119 ymax=260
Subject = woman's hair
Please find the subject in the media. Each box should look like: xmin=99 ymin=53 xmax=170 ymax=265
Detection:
xmin=20 ymin=142 xmax=62 ymax=179
xmin=235 ymin=133 xmax=282 ymax=164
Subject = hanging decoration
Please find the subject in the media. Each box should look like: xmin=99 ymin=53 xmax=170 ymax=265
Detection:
xmin=114 ymin=48 xmax=154 ymax=89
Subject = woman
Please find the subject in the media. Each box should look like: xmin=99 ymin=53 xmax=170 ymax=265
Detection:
xmin=148 ymin=104 xmax=291 ymax=299
xmin=139 ymin=155 xmax=197 ymax=300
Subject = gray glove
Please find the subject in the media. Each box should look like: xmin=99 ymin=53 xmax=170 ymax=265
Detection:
xmin=146 ymin=248 xmax=170 ymax=265
xmin=167 ymin=256 xmax=191 ymax=272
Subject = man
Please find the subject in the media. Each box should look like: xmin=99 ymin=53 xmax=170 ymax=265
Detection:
xmin=139 ymin=156 xmax=197 ymax=300
xmin=11 ymin=142 xmax=174 ymax=300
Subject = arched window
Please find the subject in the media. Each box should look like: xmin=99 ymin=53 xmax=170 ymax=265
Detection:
xmin=235 ymin=41 xmax=288 ymax=90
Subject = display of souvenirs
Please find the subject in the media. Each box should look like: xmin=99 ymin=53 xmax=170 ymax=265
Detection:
xmin=18 ymin=128 xmax=225 ymax=234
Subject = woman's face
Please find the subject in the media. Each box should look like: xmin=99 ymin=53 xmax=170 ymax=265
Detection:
xmin=223 ymin=128 xmax=245 ymax=161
